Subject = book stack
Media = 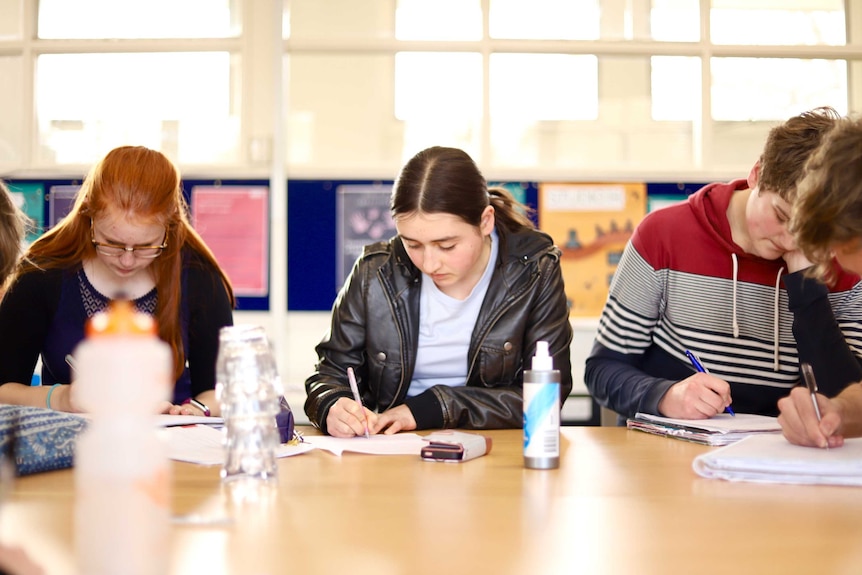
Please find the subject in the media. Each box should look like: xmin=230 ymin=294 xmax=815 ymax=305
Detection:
xmin=626 ymin=412 xmax=782 ymax=446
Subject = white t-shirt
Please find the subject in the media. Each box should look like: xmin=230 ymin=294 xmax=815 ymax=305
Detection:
xmin=407 ymin=228 xmax=500 ymax=397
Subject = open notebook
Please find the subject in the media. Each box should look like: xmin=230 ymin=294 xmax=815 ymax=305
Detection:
xmin=627 ymin=412 xmax=782 ymax=446
xmin=693 ymin=434 xmax=862 ymax=486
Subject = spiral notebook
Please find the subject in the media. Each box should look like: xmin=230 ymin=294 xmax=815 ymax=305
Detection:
xmin=693 ymin=434 xmax=862 ymax=486
xmin=627 ymin=412 xmax=782 ymax=446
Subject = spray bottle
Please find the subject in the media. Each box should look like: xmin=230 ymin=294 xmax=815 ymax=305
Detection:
xmin=523 ymin=340 xmax=560 ymax=469
xmin=73 ymin=298 xmax=172 ymax=575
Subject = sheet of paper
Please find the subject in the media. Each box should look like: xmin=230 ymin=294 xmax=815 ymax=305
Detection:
xmin=634 ymin=412 xmax=781 ymax=434
xmin=76 ymin=413 xmax=225 ymax=427
xmin=693 ymin=434 xmax=862 ymax=486
xmin=163 ymin=424 xmax=313 ymax=465
xmin=304 ymin=433 xmax=426 ymax=456
xmin=155 ymin=414 xmax=224 ymax=427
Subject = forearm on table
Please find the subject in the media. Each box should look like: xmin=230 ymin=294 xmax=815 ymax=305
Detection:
xmin=0 ymin=382 xmax=71 ymax=411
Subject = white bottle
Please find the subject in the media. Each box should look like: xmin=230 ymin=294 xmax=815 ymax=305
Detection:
xmin=73 ymin=300 xmax=173 ymax=575
xmin=523 ymin=340 xmax=561 ymax=469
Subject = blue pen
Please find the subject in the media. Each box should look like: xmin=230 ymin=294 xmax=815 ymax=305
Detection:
xmin=684 ymin=349 xmax=736 ymax=416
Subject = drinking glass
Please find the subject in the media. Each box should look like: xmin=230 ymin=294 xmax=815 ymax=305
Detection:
xmin=215 ymin=325 xmax=282 ymax=483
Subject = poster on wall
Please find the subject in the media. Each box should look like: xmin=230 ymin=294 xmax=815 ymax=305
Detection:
xmin=48 ymin=185 xmax=81 ymax=228
xmin=191 ymin=186 xmax=269 ymax=297
xmin=6 ymin=183 xmax=44 ymax=245
xmin=539 ymin=183 xmax=647 ymax=317
xmin=336 ymin=184 xmax=396 ymax=287
xmin=647 ymin=195 xmax=687 ymax=213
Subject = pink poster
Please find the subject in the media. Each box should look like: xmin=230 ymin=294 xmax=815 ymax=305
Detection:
xmin=191 ymin=186 xmax=269 ymax=296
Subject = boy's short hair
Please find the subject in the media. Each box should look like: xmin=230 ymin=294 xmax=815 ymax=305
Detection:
xmin=759 ymin=106 xmax=841 ymax=202
xmin=791 ymin=115 xmax=862 ymax=275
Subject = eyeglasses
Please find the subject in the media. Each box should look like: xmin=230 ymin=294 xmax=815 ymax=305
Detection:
xmin=90 ymin=220 xmax=168 ymax=259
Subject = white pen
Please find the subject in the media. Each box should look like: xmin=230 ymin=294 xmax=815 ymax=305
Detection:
xmin=800 ymin=363 xmax=822 ymax=422
xmin=65 ymin=354 xmax=78 ymax=372
xmin=347 ymin=367 xmax=371 ymax=439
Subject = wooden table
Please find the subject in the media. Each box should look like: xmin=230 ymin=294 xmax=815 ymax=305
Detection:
xmin=5 ymin=427 xmax=862 ymax=575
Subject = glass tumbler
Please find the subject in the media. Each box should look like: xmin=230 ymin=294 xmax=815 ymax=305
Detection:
xmin=215 ymin=325 xmax=283 ymax=483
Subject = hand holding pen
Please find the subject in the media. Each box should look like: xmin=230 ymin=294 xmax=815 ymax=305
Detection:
xmin=655 ymin=349 xmax=736 ymax=419
xmin=684 ymin=350 xmax=735 ymax=416
xmin=777 ymin=363 xmax=844 ymax=449
xmin=347 ymin=367 xmax=371 ymax=439
xmin=800 ymin=363 xmax=822 ymax=422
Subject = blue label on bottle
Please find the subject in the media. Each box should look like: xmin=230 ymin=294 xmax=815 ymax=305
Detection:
xmin=524 ymin=383 xmax=557 ymax=450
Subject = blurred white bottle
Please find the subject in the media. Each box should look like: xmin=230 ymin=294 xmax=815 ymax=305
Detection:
xmin=73 ymin=298 xmax=172 ymax=575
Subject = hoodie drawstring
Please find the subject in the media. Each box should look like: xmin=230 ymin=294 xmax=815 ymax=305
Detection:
xmin=731 ymin=254 xmax=740 ymax=338
xmin=773 ymin=266 xmax=784 ymax=371
xmin=731 ymin=254 xmax=783 ymax=372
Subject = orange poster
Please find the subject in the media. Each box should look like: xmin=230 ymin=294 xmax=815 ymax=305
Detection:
xmin=539 ymin=183 xmax=647 ymax=317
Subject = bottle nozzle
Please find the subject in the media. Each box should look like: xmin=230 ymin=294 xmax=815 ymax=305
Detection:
xmin=531 ymin=340 xmax=553 ymax=371
xmin=86 ymin=298 xmax=157 ymax=337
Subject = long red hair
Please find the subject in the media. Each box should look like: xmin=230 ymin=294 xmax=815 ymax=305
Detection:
xmin=19 ymin=146 xmax=235 ymax=379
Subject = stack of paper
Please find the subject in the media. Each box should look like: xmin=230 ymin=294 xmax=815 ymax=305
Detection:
xmin=693 ymin=434 xmax=862 ymax=486
xmin=163 ymin=425 xmax=313 ymax=465
xmin=627 ymin=412 xmax=781 ymax=446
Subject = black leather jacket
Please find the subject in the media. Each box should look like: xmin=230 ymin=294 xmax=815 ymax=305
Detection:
xmin=304 ymin=225 xmax=573 ymax=433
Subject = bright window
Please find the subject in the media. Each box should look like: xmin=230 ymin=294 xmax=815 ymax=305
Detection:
xmin=394 ymin=53 xmax=483 ymax=160
xmin=489 ymin=0 xmax=600 ymax=40
xmin=650 ymin=0 xmax=699 ymax=42
xmin=395 ymin=0 xmax=481 ymax=40
xmin=651 ymin=57 xmax=701 ymax=121
xmin=36 ymin=53 xmax=239 ymax=164
xmin=711 ymin=58 xmax=848 ymax=121
xmin=489 ymin=54 xmax=598 ymax=121
xmin=711 ymin=0 xmax=845 ymax=46
xmin=38 ymin=0 xmax=239 ymax=39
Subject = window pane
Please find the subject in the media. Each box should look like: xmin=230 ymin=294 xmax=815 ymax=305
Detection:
xmin=36 ymin=53 xmax=240 ymax=164
xmin=711 ymin=0 xmax=845 ymax=46
xmin=0 ymin=56 xmax=24 ymax=164
xmin=0 ymin=0 xmax=22 ymax=40
xmin=710 ymin=121 xmax=775 ymax=167
xmin=651 ymin=56 xmax=701 ymax=121
xmin=490 ymin=0 xmax=599 ymax=40
xmin=38 ymin=0 xmax=240 ymax=39
xmin=711 ymin=58 xmax=847 ymax=121
xmin=490 ymin=56 xmax=694 ymax=171
xmin=287 ymin=52 xmax=482 ymax=170
xmin=395 ymin=53 xmax=482 ymax=159
xmin=286 ymin=0 xmax=395 ymax=40
xmin=396 ymin=0 xmax=481 ymax=40
xmin=651 ymin=0 xmax=699 ymax=42
xmin=490 ymin=54 xmax=597 ymax=121
xmin=285 ymin=53 xmax=400 ymax=168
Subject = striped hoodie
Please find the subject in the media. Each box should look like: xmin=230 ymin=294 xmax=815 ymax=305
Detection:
xmin=585 ymin=179 xmax=862 ymax=420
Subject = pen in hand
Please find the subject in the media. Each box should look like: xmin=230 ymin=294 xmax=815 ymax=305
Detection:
xmin=347 ymin=367 xmax=371 ymax=439
xmin=800 ymin=362 xmax=822 ymax=422
xmin=684 ymin=349 xmax=736 ymax=416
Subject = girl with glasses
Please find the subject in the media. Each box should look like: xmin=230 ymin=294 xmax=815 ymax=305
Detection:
xmin=0 ymin=146 xmax=235 ymax=416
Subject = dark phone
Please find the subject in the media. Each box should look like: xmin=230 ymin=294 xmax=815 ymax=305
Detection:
xmin=420 ymin=442 xmax=465 ymax=461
